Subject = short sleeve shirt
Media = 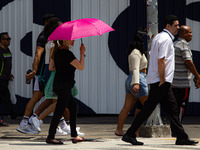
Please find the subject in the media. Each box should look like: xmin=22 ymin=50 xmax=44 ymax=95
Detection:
xmin=36 ymin=31 xmax=47 ymax=75
xmin=172 ymin=38 xmax=193 ymax=88
xmin=0 ymin=47 xmax=12 ymax=80
xmin=54 ymin=49 xmax=76 ymax=85
xmin=147 ymin=29 xmax=175 ymax=84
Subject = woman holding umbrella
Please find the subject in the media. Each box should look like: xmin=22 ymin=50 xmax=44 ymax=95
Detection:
xmin=46 ymin=39 xmax=85 ymax=144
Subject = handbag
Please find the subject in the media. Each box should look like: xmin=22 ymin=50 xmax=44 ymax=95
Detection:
xmin=8 ymin=80 xmax=17 ymax=104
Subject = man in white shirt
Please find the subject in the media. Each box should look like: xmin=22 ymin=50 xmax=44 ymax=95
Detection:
xmin=122 ymin=15 xmax=198 ymax=146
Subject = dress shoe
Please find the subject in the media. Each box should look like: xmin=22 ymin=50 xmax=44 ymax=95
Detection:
xmin=46 ymin=139 xmax=63 ymax=145
xmin=72 ymin=137 xmax=84 ymax=144
xmin=122 ymin=133 xmax=143 ymax=145
xmin=176 ymin=138 xmax=198 ymax=145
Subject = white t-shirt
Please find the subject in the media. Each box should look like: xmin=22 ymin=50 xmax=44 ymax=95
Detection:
xmin=146 ymin=29 xmax=175 ymax=84
xmin=45 ymin=41 xmax=55 ymax=64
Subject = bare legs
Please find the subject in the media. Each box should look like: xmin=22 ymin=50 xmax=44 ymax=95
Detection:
xmin=115 ymin=93 xmax=136 ymax=136
xmin=37 ymin=99 xmax=57 ymax=120
xmin=115 ymin=94 xmax=148 ymax=136
xmin=35 ymin=99 xmax=70 ymax=121
xmin=24 ymin=91 xmax=44 ymax=117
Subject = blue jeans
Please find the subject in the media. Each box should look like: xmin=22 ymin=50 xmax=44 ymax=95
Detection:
xmin=125 ymin=72 xmax=148 ymax=98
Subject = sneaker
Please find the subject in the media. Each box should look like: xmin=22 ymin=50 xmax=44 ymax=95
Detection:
xmin=60 ymin=124 xmax=70 ymax=132
xmin=16 ymin=124 xmax=39 ymax=134
xmin=60 ymin=125 xmax=85 ymax=136
xmin=59 ymin=123 xmax=80 ymax=133
xmin=0 ymin=121 xmax=9 ymax=127
xmin=32 ymin=117 xmax=43 ymax=132
xmin=55 ymin=126 xmax=69 ymax=136
xmin=77 ymin=130 xmax=85 ymax=136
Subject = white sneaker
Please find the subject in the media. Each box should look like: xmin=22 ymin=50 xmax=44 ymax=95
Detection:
xmin=60 ymin=125 xmax=85 ymax=136
xmin=32 ymin=117 xmax=43 ymax=132
xmin=60 ymin=125 xmax=70 ymax=132
xmin=29 ymin=114 xmax=37 ymax=124
xmin=55 ymin=126 xmax=69 ymax=136
xmin=16 ymin=124 xmax=39 ymax=134
xmin=77 ymin=130 xmax=85 ymax=136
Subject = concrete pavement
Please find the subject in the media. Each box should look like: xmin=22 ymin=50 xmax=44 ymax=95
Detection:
xmin=0 ymin=115 xmax=200 ymax=150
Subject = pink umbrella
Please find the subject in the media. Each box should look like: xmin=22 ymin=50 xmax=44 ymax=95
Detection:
xmin=48 ymin=18 xmax=114 ymax=41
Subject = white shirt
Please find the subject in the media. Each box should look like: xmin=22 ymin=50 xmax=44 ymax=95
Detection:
xmin=146 ymin=29 xmax=175 ymax=84
xmin=45 ymin=41 xmax=55 ymax=64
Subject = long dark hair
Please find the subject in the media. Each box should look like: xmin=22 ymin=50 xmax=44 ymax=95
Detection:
xmin=127 ymin=27 xmax=147 ymax=55
xmin=43 ymin=17 xmax=61 ymax=39
xmin=44 ymin=17 xmax=62 ymax=60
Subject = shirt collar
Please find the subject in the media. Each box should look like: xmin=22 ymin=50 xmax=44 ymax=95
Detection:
xmin=163 ymin=29 xmax=175 ymax=40
xmin=177 ymin=37 xmax=189 ymax=45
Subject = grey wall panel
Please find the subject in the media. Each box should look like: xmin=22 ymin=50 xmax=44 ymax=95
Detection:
xmin=0 ymin=0 xmax=33 ymax=98
xmin=71 ymin=0 xmax=129 ymax=114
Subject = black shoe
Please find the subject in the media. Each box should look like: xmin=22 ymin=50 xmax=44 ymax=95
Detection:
xmin=176 ymin=138 xmax=199 ymax=145
xmin=122 ymin=133 xmax=143 ymax=145
xmin=0 ymin=121 xmax=9 ymax=127
xmin=171 ymin=132 xmax=176 ymax=137
xmin=46 ymin=139 xmax=63 ymax=145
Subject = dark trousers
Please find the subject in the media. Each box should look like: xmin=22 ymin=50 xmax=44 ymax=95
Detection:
xmin=47 ymin=87 xmax=78 ymax=139
xmin=172 ymin=88 xmax=190 ymax=121
xmin=0 ymin=79 xmax=14 ymax=115
xmin=126 ymin=82 xmax=188 ymax=140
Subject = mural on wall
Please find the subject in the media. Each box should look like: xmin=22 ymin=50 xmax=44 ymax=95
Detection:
xmin=108 ymin=0 xmax=146 ymax=75
xmin=0 ymin=0 xmax=14 ymax=10
xmin=158 ymin=0 xmax=200 ymax=115
xmin=0 ymin=0 xmax=200 ymax=115
xmin=0 ymin=0 xmax=95 ymax=115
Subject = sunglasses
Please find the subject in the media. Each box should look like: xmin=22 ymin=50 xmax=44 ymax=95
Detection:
xmin=2 ymin=38 xmax=11 ymax=41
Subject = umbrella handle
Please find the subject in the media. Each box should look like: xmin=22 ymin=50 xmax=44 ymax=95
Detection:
xmin=81 ymin=38 xmax=83 ymax=44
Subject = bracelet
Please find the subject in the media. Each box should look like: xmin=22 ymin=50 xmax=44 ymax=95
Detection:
xmin=81 ymin=52 xmax=86 ymax=57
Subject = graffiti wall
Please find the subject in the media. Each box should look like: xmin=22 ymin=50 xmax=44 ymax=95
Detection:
xmin=0 ymin=0 xmax=199 ymax=115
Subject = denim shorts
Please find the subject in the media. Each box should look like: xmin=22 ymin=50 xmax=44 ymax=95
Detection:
xmin=125 ymin=72 xmax=148 ymax=98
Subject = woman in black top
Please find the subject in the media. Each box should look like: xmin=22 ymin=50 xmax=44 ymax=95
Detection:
xmin=46 ymin=40 xmax=85 ymax=144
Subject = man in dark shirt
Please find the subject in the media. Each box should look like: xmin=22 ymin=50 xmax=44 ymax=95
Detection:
xmin=17 ymin=14 xmax=55 ymax=134
xmin=0 ymin=32 xmax=16 ymax=126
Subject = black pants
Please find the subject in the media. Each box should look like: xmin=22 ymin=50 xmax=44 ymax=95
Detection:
xmin=0 ymin=79 xmax=14 ymax=115
xmin=126 ymin=82 xmax=188 ymax=140
xmin=47 ymin=85 xmax=78 ymax=139
xmin=172 ymin=88 xmax=190 ymax=121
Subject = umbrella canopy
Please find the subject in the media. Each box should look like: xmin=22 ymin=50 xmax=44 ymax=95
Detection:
xmin=48 ymin=18 xmax=114 ymax=41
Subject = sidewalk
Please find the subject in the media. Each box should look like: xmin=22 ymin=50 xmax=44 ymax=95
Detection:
xmin=0 ymin=115 xmax=200 ymax=150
